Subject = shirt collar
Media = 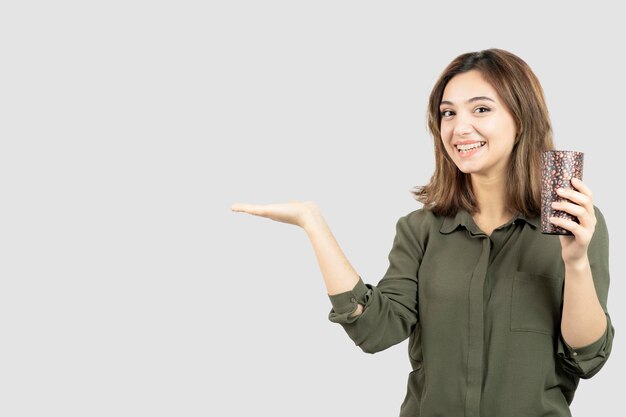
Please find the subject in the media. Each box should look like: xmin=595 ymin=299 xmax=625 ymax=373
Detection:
xmin=439 ymin=208 xmax=539 ymax=235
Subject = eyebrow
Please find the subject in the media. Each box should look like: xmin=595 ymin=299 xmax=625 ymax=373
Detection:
xmin=440 ymin=96 xmax=496 ymax=106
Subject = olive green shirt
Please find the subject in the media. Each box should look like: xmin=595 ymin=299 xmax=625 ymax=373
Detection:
xmin=328 ymin=206 xmax=614 ymax=417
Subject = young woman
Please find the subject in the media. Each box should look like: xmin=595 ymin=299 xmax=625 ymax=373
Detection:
xmin=230 ymin=48 xmax=614 ymax=416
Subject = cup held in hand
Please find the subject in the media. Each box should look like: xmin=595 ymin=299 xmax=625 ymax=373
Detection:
xmin=540 ymin=150 xmax=584 ymax=235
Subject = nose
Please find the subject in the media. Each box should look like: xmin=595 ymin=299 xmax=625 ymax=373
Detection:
xmin=452 ymin=113 xmax=474 ymax=136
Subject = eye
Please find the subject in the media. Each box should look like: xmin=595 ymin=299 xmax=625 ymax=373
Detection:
xmin=440 ymin=110 xmax=454 ymax=117
xmin=475 ymin=106 xmax=490 ymax=114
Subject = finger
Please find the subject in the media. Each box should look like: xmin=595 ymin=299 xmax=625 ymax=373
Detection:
xmin=556 ymin=187 xmax=593 ymax=209
xmin=551 ymin=200 xmax=588 ymax=221
xmin=549 ymin=215 xmax=585 ymax=236
xmin=231 ymin=203 xmax=265 ymax=215
xmin=550 ymin=199 xmax=597 ymax=230
xmin=570 ymin=177 xmax=593 ymax=198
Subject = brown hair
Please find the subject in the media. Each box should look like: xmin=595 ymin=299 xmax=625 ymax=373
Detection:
xmin=411 ymin=48 xmax=554 ymax=217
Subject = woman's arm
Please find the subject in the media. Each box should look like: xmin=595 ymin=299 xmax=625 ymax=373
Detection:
xmin=231 ymin=200 xmax=364 ymax=316
xmin=561 ymin=260 xmax=607 ymax=348
xmin=549 ymin=178 xmax=611 ymax=348
xmin=302 ymin=208 xmax=364 ymax=316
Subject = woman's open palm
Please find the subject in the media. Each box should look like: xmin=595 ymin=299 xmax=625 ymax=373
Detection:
xmin=230 ymin=200 xmax=318 ymax=228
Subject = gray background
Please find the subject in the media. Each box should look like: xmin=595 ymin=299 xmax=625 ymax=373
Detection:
xmin=1 ymin=1 xmax=623 ymax=416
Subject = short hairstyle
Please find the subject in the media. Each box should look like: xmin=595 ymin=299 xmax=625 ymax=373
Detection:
xmin=411 ymin=48 xmax=555 ymax=217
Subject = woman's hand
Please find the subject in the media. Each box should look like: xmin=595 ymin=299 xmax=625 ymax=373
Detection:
xmin=549 ymin=177 xmax=597 ymax=267
xmin=230 ymin=200 xmax=320 ymax=229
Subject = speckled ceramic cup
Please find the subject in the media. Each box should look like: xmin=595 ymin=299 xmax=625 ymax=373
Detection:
xmin=540 ymin=150 xmax=584 ymax=235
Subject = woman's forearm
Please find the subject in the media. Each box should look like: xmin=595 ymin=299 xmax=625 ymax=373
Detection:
xmin=560 ymin=258 xmax=608 ymax=348
xmin=302 ymin=209 xmax=361 ymax=297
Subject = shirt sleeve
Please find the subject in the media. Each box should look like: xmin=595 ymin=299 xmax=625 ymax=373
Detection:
xmin=556 ymin=206 xmax=615 ymax=379
xmin=327 ymin=212 xmax=423 ymax=354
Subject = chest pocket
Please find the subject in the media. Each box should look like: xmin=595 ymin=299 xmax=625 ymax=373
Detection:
xmin=510 ymin=271 xmax=564 ymax=335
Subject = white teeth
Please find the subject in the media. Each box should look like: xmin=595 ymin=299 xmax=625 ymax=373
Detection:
xmin=456 ymin=142 xmax=485 ymax=152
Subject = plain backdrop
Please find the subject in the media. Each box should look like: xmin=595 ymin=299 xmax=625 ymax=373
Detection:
xmin=0 ymin=1 xmax=623 ymax=416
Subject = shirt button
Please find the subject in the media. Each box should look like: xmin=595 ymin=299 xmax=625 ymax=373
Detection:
xmin=572 ymin=351 xmax=578 ymax=356
xmin=350 ymin=297 xmax=356 ymax=303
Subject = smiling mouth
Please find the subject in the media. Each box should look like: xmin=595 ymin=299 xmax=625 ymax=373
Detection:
xmin=456 ymin=141 xmax=486 ymax=153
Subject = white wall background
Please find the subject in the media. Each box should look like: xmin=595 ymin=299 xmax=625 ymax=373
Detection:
xmin=0 ymin=1 xmax=623 ymax=416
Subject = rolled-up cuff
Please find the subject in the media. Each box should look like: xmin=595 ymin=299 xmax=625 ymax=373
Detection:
xmin=556 ymin=312 xmax=614 ymax=379
xmin=327 ymin=276 xmax=369 ymax=323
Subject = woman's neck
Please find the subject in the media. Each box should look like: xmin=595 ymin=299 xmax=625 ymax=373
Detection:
xmin=470 ymin=174 xmax=514 ymax=222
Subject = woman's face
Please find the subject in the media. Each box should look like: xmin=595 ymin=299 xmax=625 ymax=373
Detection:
xmin=439 ymin=70 xmax=518 ymax=179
